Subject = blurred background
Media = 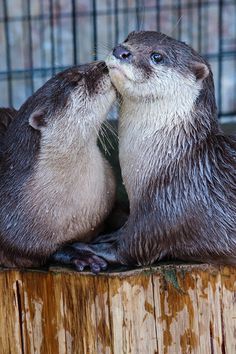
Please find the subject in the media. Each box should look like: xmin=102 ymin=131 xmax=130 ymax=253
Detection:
xmin=0 ymin=0 xmax=236 ymax=129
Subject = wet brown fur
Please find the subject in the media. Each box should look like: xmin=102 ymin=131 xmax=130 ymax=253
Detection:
xmin=66 ymin=32 xmax=236 ymax=269
xmin=111 ymin=31 xmax=236 ymax=265
xmin=0 ymin=62 xmax=116 ymax=267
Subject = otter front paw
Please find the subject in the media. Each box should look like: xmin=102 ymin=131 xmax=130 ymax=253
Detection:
xmin=51 ymin=245 xmax=108 ymax=274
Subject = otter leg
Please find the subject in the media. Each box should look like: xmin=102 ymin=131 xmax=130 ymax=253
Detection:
xmin=51 ymin=246 xmax=109 ymax=274
xmin=68 ymin=228 xmax=124 ymax=272
xmin=71 ymin=242 xmax=119 ymax=264
xmin=91 ymin=228 xmax=122 ymax=244
xmin=52 ymin=228 xmax=123 ymax=273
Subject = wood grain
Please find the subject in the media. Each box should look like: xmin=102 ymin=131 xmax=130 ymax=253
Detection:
xmin=0 ymin=264 xmax=235 ymax=354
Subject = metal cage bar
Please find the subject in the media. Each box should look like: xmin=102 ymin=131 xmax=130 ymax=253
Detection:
xmin=0 ymin=0 xmax=235 ymax=123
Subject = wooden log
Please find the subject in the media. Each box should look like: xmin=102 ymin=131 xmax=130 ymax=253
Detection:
xmin=0 ymin=264 xmax=235 ymax=354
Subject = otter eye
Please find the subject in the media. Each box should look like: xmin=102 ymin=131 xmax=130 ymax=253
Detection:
xmin=151 ymin=52 xmax=163 ymax=64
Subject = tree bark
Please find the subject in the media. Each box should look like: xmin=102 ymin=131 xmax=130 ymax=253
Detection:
xmin=0 ymin=264 xmax=235 ymax=354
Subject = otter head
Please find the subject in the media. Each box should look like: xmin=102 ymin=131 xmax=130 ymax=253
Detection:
xmin=25 ymin=61 xmax=115 ymax=142
xmin=106 ymin=31 xmax=216 ymax=121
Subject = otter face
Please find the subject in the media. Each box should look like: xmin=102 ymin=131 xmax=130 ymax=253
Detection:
xmin=106 ymin=31 xmax=209 ymax=102
xmin=27 ymin=61 xmax=115 ymax=139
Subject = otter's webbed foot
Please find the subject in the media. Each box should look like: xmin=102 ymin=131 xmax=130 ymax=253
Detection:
xmin=70 ymin=242 xmax=119 ymax=267
xmin=52 ymin=229 xmax=123 ymax=273
xmin=51 ymin=245 xmax=109 ymax=274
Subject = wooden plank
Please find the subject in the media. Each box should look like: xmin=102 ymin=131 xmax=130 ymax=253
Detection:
xmin=0 ymin=270 xmax=23 ymax=354
xmin=0 ymin=265 xmax=235 ymax=354
xmin=220 ymin=266 xmax=236 ymax=354
xmin=20 ymin=271 xmax=62 ymax=354
xmin=153 ymin=267 xmax=200 ymax=354
xmin=194 ymin=267 xmax=223 ymax=354
xmin=108 ymin=271 xmax=158 ymax=354
xmin=93 ymin=274 xmax=113 ymax=354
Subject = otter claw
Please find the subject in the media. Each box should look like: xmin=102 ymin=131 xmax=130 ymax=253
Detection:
xmin=73 ymin=259 xmax=87 ymax=271
xmin=51 ymin=247 xmax=108 ymax=273
xmin=73 ymin=255 xmax=108 ymax=274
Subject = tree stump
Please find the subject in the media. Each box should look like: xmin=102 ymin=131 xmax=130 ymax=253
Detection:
xmin=0 ymin=264 xmax=235 ymax=354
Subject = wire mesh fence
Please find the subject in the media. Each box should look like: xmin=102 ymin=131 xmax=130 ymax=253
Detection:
xmin=0 ymin=0 xmax=236 ymax=122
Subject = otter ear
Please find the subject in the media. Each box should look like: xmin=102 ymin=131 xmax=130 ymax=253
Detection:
xmin=191 ymin=62 xmax=209 ymax=82
xmin=29 ymin=110 xmax=47 ymax=131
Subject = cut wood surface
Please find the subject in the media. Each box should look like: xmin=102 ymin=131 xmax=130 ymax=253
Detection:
xmin=0 ymin=264 xmax=235 ymax=354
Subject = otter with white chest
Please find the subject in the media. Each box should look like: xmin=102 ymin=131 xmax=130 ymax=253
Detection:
xmin=0 ymin=61 xmax=116 ymax=272
xmin=69 ymin=31 xmax=236 ymax=269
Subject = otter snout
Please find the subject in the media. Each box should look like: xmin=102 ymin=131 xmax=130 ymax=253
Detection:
xmin=112 ymin=45 xmax=132 ymax=62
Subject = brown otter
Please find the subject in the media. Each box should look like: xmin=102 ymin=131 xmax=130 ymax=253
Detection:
xmin=0 ymin=108 xmax=17 ymax=138
xmin=0 ymin=61 xmax=116 ymax=272
xmin=65 ymin=31 xmax=236 ymax=270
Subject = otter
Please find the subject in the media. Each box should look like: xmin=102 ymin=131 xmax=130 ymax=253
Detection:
xmin=0 ymin=61 xmax=116 ymax=272
xmin=63 ymin=31 xmax=236 ymax=270
xmin=0 ymin=108 xmax=17 ymax=139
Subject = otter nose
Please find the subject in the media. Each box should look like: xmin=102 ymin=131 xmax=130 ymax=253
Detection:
xmin=112 ymin=45 xmax=132 ymax=62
